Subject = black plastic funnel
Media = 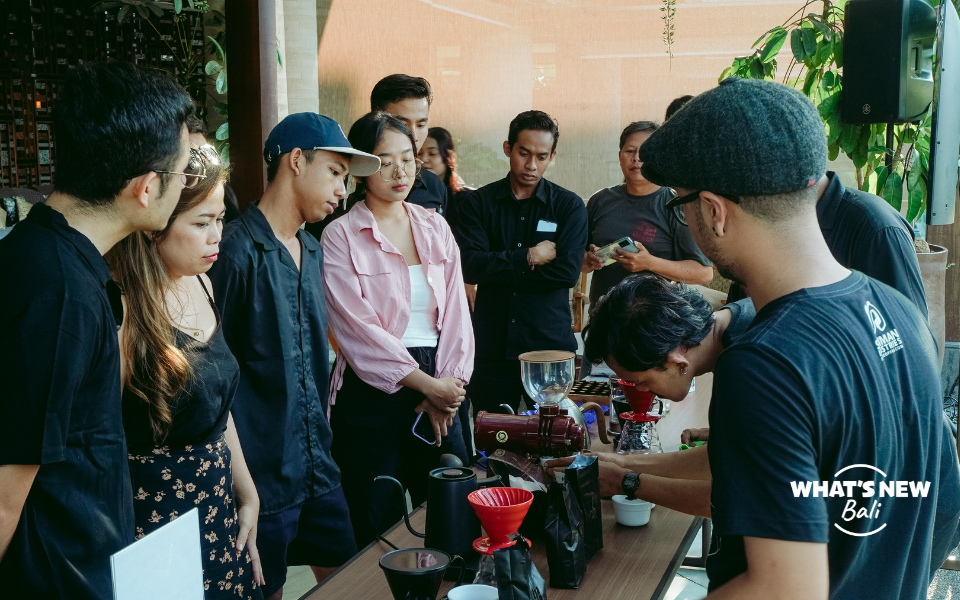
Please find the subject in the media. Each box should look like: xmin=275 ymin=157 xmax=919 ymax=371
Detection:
xmin=379 ymin=548 xmax=461 ymax=600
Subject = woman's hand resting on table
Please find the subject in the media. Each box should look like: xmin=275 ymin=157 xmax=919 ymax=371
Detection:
xmin=543 ymin=453 xmax=632 ymax=498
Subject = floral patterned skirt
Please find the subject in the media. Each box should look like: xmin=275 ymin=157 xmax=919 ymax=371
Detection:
xmin=129 ymin=436 xmax=262 ymax=600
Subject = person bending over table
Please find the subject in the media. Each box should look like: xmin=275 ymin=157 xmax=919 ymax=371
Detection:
xmin=581 ymin=121 xmax=713 ymax=305
xmin=108 ymin=146 xmax=264 ymax=599
xmin=322 ymin=112 xmax=473 ymax=548
xmin=547 ymin=273 xmax=751 ymax=519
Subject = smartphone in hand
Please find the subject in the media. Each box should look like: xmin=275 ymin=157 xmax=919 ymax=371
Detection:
xmin=412 ymin=412 xmax=438 ymax=445
xmin=595 ymin=236 xmax=639 ymax=267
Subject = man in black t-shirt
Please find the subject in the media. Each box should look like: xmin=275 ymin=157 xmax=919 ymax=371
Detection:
xmin=727 ymin=171 xmax=927 ymax=319
xmin=0 ymin=62 xmax=194 ymax=598
xmin=634 ymin=77 xmax=960 ymax=598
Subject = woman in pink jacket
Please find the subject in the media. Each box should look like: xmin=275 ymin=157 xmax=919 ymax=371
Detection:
xmin=321 ymin=112 xmax=474 ymax=548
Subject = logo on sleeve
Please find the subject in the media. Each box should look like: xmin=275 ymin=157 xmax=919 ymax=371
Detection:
xmin=865 ymin=301 xmax=903 ymax=360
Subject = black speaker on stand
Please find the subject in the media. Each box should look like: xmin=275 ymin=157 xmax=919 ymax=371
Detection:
xmin=841 ymin=0 xmax=936 ymax=125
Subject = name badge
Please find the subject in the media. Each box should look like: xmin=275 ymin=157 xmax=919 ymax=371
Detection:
xmin=536 ymin=220 xmax=557 ymax=233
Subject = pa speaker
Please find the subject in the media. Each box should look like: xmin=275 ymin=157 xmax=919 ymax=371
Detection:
xmin=842 ymin=0 xmax=936 ymax=124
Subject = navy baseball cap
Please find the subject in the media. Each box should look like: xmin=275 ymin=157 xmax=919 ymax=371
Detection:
xmin=263 ymin=113 xmax=380 ymax=176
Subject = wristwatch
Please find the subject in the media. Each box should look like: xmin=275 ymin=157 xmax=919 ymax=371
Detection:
xmin=622 ymin=471 xmax=641 ymax=500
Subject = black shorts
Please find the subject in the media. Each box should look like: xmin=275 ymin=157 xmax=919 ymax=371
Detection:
xmin=256 ymin=487 xmax=357 ymax=596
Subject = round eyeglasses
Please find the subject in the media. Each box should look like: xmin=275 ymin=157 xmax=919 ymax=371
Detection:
xmin=376 ymin=158 xmax=422 ymax=182
xmin=155 ymin=146 xmax=212 ymax=189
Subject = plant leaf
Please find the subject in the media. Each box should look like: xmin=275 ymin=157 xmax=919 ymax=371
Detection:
xmin=906 ymin=177 xmax=926 ymax=223
xmin=205 ymin=60 xmax=222 ymax=75
xmin=882 ymin=172 xmax=904 ymax=211
xmin=907 ymin=148 xmax=922 ymax=188
xmin=826 ymin=112 xmax=843 ymax=145
xmin=840 ymin=124 xmax=862 ymax=156
xmin=220 ymin=143 xmax=230 ymax=168
xmin=791 ymin=29 xmax=805 ymax=62
xmin=216 ymin=71 xmax=227 ymax=94
xmin=822 ymin=70 xmax=835 ymax=89
xmin=801 ymin=28 xmax=817 ymax=57
xmin=833 ymin=33 xmax=844 ymax=68
xmin=760 ymin=29 xmax=788 ymax=63
xmin=216 ymin=122 xmax=229 ymax=141
xmin=875 ymin=165 xmax=889 ymax=196
xmin=117 ymin=4 xmax=132 ymax=23
xmin=135 ymin=4 xmax=150 ymax=20
xmin=808 ymin=14 xmax=833 ymax=41
xmin=208 ymin=35 xmax=226 ymax=64
xmin=803 ymin=68 xmax=818 ymax=96
xmin=868 ymin=145 xmax=890 ymax=154
xmin=213 ymin=101 xmax=228 ymax=117
xmin=818 ymin=92 xmax=839 ymax=119
xmin=187 ymin=0 xmax=196 ymax=8
xmin=753 ymin=26 xmax=784 ymax=48
xmin=174 ymin=0 xmax=183 ymax=13
xmin=719 ymin=66 xmax=733 ymax=83
xmin=828 ymin=141 xmax=841 ymax=161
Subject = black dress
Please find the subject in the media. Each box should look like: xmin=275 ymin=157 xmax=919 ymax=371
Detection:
xmin=124 ymin=277 xmax=262 ymax=600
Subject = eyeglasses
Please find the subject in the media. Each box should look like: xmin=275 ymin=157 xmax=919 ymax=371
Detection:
xmin=155 ymin=146 xmax=212 ymax=189
xmin=376 ymin=158 xmax=422 ymax=182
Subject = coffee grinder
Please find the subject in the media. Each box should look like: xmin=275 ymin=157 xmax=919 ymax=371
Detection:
xmin=617 ymin=381 xmax=663 ymax=455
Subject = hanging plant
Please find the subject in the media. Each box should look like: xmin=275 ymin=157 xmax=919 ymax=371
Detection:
xmin=661 ymin=0 xmax=677 ymax=67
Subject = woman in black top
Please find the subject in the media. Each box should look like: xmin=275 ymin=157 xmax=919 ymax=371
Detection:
xmin=107 ymin=146 xmax=264 ymax=599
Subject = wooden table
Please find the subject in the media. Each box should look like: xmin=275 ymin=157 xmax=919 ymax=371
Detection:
xmin=303 ymin=374 xmax=713 ymax=600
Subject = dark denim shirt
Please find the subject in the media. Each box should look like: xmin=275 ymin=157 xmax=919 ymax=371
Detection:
xmin=454 ymin=176 xmax=587 ymax=360
xmin=0 ymin=203 xmax=133 ymax=598
xmin=208 ymin=203 xmax=340 ymax=514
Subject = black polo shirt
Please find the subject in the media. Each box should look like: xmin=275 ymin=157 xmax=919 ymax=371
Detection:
xmin=407 ymin=169 xmax=448 ymax=216
xmin=0 ymin=203 xmax=133 ymax=598
xmin=454 ymin=176 xmax=588 ymax=360
xmin=728 ymin=172 xmax=927 ymax=317
xmin=208 ymin=203 xmax=341 ymax=514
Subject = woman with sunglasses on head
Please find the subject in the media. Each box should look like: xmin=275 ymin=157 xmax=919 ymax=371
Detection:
xmin=321 ymin=112 xmax=474 ymax=548
xmin=107 ymin=146 xmax=264 ymax=600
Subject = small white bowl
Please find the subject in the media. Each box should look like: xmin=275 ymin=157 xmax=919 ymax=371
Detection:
xmin=612 ymin=494 xmax=653 ymax=526
xmin=448 ymin=584 xmax=499 ymax=600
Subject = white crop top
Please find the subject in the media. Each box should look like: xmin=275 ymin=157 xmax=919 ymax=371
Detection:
xmin=400 ymin=265 xmax=440 ymax=347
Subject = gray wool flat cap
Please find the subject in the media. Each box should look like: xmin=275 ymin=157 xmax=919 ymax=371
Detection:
xmin=640 ymin=77 xmax=827 ymax=203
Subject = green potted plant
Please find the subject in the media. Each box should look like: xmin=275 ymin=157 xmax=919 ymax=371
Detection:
xmin=723 ymin=0 xmax=953 ymax=366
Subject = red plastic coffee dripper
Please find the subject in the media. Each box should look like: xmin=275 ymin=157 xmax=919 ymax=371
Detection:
xmin=467 ymin=487 xmax=533 ymax=554
xmin=619 ymin=380 xmax=661 ymax=423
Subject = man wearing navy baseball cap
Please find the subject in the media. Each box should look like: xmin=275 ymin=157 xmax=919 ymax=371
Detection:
xmin=208 ymin=113 xmax=379 ymax=600
xmin=636 ymin=78 xmax=960 ymax=598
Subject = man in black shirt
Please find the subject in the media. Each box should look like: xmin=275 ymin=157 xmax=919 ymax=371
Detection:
xmin=0 ymin=62 xmax=194 ymax=598
xmin=454 ymin=110 xmax=587 ymax=414
xmin=208 ymin=113 xmax=380 ymax=600
xmin=727 ymin=171 xmax=927 ymax=318
xmin=371 ymin=74 xmax=448 ymax=216
xmin=636 ymin=77 xmax=960 ymax=598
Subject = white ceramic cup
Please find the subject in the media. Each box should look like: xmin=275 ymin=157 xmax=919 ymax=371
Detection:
xmin=447 ymin=584 xmax=499 ymax=600
xmin=612 ymin=494 xmax=653 ymax=526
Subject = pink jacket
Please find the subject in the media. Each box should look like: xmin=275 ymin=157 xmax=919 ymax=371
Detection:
xmin=321 ymin=201 xmax=475 ymax=404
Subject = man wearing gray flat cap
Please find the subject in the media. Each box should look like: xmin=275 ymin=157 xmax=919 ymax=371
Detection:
xmin=638 ymin=77 xmax=960 ymax=599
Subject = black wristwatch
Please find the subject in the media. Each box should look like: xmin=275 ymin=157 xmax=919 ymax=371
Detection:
xmin=622 ymin=471 xmax=641 ymax=500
